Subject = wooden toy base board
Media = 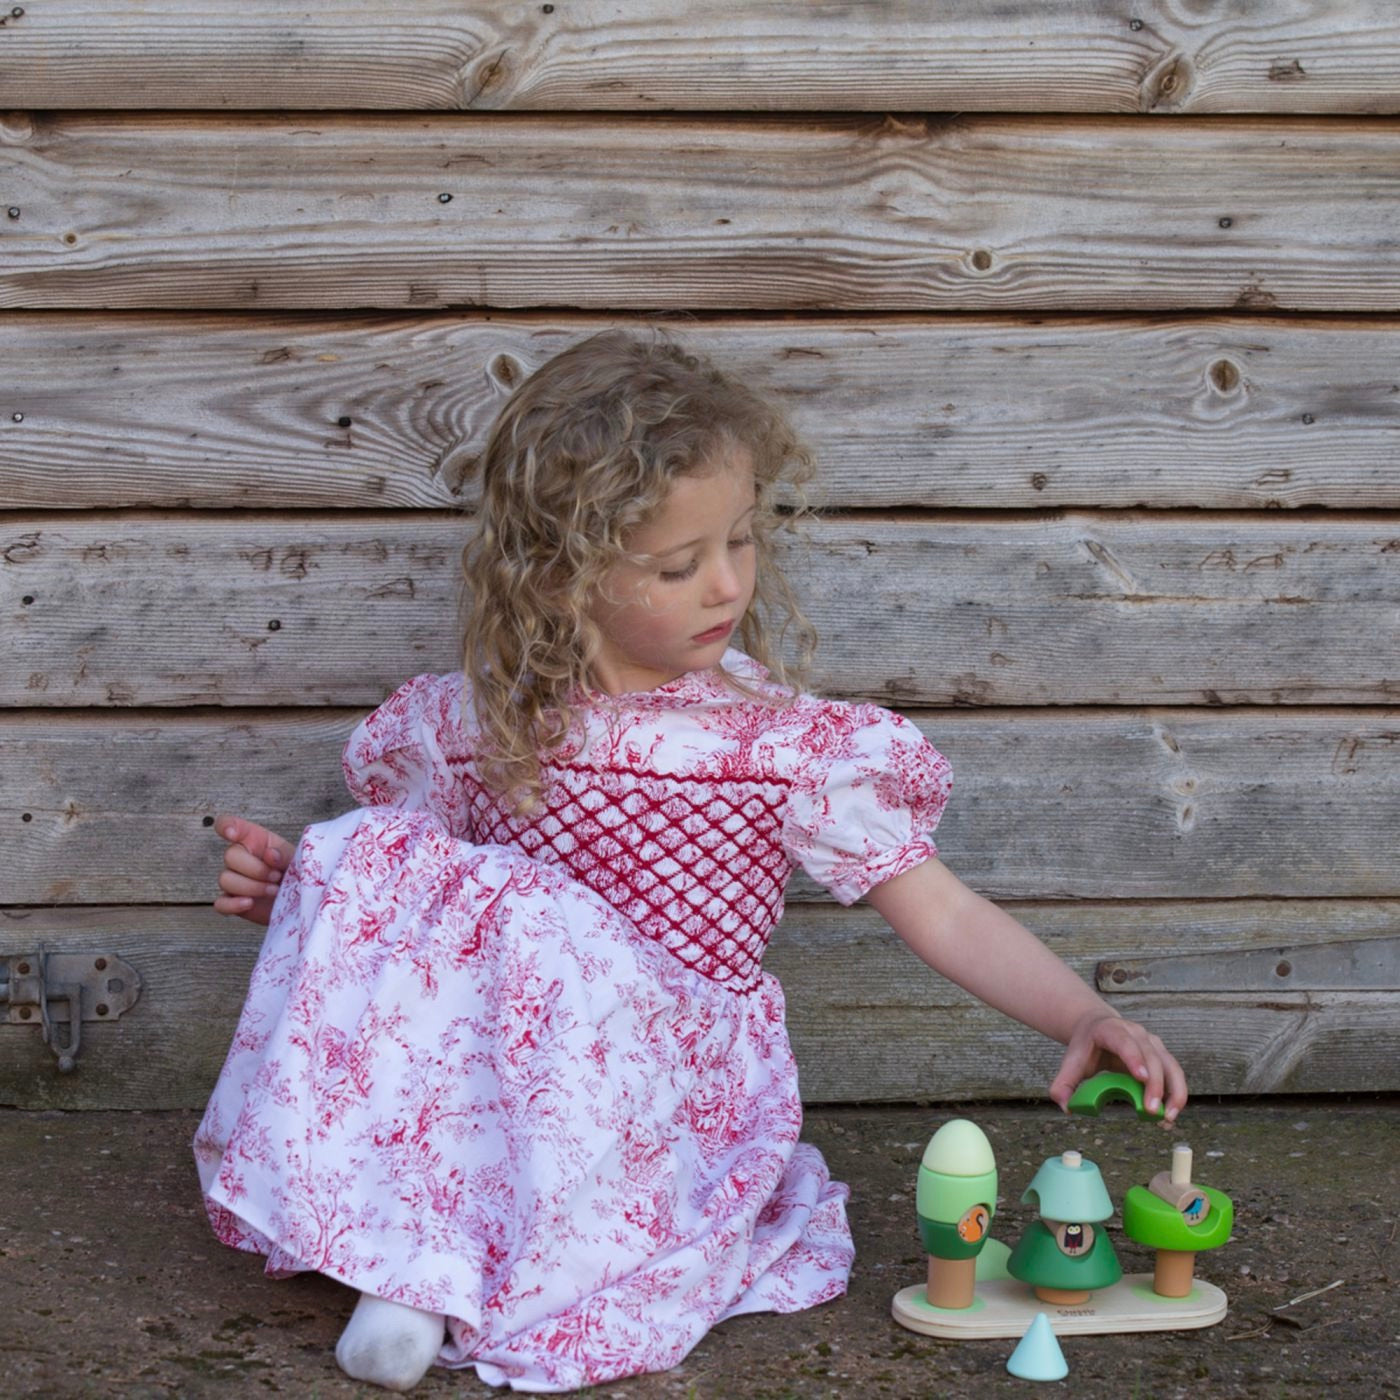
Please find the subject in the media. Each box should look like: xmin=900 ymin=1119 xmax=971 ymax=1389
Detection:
xmin=892 ymin=1274 xmax=1228 ymax=1340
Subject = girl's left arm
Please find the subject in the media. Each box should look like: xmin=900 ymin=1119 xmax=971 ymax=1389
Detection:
xmin=865 ymin=856 xmax=1188 ymax=1124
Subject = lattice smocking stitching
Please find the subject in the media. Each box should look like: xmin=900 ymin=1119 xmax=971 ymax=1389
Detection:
xmin=465 ymin=762 xmax=792 ymax=992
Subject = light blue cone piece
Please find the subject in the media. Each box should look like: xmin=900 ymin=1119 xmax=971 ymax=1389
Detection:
xmin=1006 ymin=1312 xmax=1068 ymax=1382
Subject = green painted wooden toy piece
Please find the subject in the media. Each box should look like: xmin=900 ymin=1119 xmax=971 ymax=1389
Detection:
xmin=1122 ymin=1182 xmax=1234 ymax=1252
xmin=1007 ymin=1218 xmax=1123 ymax=1294
xmin=1066 ymin=1070 xmax=1166 ymax=1120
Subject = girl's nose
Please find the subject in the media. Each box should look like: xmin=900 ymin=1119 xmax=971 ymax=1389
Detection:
xmin=704 ymin=556 xmax=743 ymax=606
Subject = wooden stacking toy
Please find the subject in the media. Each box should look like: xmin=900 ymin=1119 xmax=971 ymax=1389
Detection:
xmin=916 ymin=1119 xmax=999 ymax=1309
xmin=1121 ymin=1143 xmax=1234 ymax=1298
xmin=891 ymin=1073 xmax=1233 ymax=1340
xmin=1007 ymin=1149 xmax=1121 ymax=1306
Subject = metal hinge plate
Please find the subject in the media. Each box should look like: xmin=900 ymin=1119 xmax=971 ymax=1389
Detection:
xmin=1 ymin=949 xmax=142 ymax=1072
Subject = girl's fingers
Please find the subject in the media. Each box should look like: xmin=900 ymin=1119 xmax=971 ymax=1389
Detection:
xmin=1160 ymin=1050 xmax=1190 ymax=1124
xmin=223 ymin=846 xmax=282 ymax=884
xmin=216 ymin=813 xmax=271 ymax=856
xmin=1115 ymin=1024 xmax=1184 ymax=1123
xmin=213 ymin=891 xmax=275 ymax=926
xmin=1049 ymin=1051 xmax=1089 ymax=1110
xmin=219 ymin=869 xmax=280 ymax=899
xmin=1051 ymin=1014 xmax=1188 ymax=1123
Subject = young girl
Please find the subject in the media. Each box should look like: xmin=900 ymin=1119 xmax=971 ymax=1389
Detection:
xmin=197 ymin=330 xmax=1186 ymax=1394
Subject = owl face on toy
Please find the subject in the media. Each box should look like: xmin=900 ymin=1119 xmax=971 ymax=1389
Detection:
xmin=1050 ymin=1221 xmax=1094 ymax=1256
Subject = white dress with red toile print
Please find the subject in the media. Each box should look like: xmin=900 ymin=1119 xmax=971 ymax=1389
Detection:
xmin=194 ymin=652 xmax=951 ymax=1392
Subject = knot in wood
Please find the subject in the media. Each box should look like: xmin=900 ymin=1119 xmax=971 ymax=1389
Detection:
xmin=1208 ymin=359 xmax=1240 ymax=394
xmin=1147 ymin=55 xmax=1193 ymax=110
xmin=0 ymin=112 xmax=35 ymax=145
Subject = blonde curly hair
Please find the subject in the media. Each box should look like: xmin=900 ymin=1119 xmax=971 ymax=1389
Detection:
xmin=460 ymin=329 xmax=816 ymax=809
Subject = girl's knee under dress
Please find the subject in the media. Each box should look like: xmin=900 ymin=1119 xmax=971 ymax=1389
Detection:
xmin=194 ymin=651 xmax=952 ymax=1392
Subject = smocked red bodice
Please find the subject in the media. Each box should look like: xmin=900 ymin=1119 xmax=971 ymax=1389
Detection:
xmin=465 ymin=760 xmax=791 ymax=992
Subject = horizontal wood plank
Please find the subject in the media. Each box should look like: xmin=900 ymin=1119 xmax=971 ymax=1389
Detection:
xmin=6 ymin=513 xmax=1399 ymax=708
xmin=771 ymin=907 xmax=1400 ymax=1101
xmin=4 ymin=312 xmax=1399 ymax=511
xmin=4 ymin=2 xmax=1399 ymax=114
xmin=5 ymin=115 xmax=1400 ymax=311
xmin=5 ymin=708 xmax=1397 ymax=905
xmin=4 ymin=902 xmax=1395 ymax=1107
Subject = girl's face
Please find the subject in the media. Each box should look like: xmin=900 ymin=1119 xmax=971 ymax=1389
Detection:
xmin=588 ymin=448 xmax=758 ymax=695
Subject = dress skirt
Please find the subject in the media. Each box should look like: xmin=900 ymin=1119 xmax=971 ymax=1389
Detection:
xmin=194 ymin=806 xmax=853 ymax=1392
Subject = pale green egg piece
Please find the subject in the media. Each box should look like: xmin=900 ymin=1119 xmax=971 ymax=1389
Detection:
xmin=921 ymin=1118 xmax=995 ymax=1176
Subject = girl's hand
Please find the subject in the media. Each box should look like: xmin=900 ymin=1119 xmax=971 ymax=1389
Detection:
xmin=213 ymin=814 xmax=294 ymax=926
xmin=1049 ymin=1011 xmax=1189 ymax=1126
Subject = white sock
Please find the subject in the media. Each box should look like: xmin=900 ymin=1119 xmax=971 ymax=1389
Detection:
xmin=334 ymin=1291 xmax=446 ymax=1392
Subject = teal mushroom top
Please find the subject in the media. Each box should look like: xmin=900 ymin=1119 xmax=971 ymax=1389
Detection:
xmin=1020 ymin=1149 xmax=1114 ymax=1224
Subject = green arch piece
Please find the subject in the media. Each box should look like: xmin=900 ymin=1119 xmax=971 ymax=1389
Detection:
xmin=1066 ymin=1071 xmax=1166 ymax=1121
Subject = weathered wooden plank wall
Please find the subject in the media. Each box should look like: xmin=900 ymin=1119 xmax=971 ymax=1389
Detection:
xmin=5 ymin=115 xmax=1400 ymax=311
xmin=8 ymin=515 xmax=1400 ymax=707
xmin=3 ymin=2 xmax=1398 ymax=1107
xmin=4 ymin=1 xmax=1399 ymax=113
xmin=6 ymin=315 xmax=1399 ymax=511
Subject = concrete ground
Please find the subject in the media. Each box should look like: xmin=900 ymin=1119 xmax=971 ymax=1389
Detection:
xmin=2 ymin=1098 xmax=1395 ymax=1399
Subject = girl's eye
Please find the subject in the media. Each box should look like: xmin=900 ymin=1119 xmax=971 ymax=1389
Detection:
xmin=729 ymin=533 xmax=754 ymax=550
xmin=659 ymin=560 xmax=698 ymax=582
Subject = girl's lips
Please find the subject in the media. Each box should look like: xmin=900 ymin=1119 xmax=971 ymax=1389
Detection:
xmin=693 ymin=621 xmax=734 ymax=645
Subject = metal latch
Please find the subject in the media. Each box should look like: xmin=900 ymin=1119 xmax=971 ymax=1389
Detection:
xmin=1 ymin=948 xmax=142 ymax=1072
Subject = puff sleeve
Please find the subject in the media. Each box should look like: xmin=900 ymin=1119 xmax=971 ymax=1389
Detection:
xmin=341 ymin=672 xmax=471 ymax=834
xmin=781 ymin=700 xmax=952 ymax=906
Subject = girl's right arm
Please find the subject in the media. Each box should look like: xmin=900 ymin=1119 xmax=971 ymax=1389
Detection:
xmin=213 ymin=814 xmax=294 ymax=926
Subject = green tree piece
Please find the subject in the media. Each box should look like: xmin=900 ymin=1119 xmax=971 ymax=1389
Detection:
xmin=1121 ymin=1143 xmax=1234 ymax=1297
xmin=1121 ymin=1183 xmax=1234 ymax=1252
xmin=1008 ymin=1148 xmax=1122 ymax=1302
xmin=916 ymin=1119 xmax=998 ymax=1259
xmin=916 ymin=1119 xmax=999 ymax=1309
xmin=1007 ymin=1219 xmax=1123 ymax=1293
xmin=1066 ymin=1070 xmax=1166 ymax=1121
